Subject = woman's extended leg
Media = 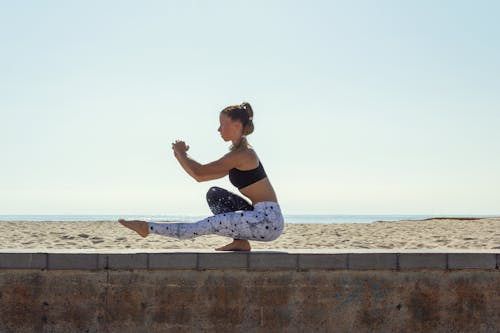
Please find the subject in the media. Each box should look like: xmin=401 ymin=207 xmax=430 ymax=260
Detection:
xmin=120 ymin=202 xmax=283 ymax=241
xmin=119 ymin=187 xmax=253 ymax=238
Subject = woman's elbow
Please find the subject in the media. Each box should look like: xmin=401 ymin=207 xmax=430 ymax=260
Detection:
xmin=193 ymin=168 xmax=213 ymax=182
xmin=194 ymin=172 xmax=208 ymax=182
xmin=191 ymin=168 xmax=203 ymax=182
xmin=196 ymin=173 xmax=219 ymax=182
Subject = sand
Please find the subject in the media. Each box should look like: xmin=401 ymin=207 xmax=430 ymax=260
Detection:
xmin=1 ymin=217 xmax=499 ymax=251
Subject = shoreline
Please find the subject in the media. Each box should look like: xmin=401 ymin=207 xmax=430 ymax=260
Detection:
xmin=2 ymin=214 xmax=499 ymax=224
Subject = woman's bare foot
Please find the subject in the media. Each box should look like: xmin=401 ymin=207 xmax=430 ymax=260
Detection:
xmin=118 ymin=219 xmax=149 ymax=238
xmin=215 ymin=239 xmax=251 ymax=251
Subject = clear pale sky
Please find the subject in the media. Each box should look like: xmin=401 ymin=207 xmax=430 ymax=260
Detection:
xmin=1 ymin=1 xmax=499 ymax=215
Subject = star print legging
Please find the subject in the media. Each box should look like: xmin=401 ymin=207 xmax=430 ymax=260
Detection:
xmin=147 ymin=186 xmax=284 ymax=241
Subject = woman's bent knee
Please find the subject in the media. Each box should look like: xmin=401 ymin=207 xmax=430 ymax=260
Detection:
xmin=206 ymin=186 xmax=224 ymax=199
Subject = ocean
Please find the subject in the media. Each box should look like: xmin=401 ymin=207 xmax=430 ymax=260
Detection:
xmin=0 ymin=214 xmax=496 ymax=224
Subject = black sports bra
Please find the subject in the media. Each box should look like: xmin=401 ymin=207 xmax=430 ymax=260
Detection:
xmin=229 ymin=161 xmax=267 ymax=189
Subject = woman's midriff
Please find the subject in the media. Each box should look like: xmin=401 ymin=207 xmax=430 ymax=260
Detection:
xmin=238 ymin=177 xmax=278 ymax=205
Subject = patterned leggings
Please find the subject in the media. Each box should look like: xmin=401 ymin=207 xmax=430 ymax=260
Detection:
xmin=147 ymin=187 xmax=284 ymax=241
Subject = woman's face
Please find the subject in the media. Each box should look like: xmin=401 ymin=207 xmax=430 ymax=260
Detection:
xmin=218 ymin=113 xmax=242 ymax=142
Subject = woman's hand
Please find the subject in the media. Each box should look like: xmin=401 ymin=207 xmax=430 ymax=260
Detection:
xmin=172 ymin=140 xmax=190 ymax=157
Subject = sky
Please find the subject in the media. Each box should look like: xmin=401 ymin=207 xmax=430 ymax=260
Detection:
xmin=1 ymin=0 xmax=499 ymax=215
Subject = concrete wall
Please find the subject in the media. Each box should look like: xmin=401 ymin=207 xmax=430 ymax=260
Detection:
xmin=1 ymin=250 xmax=499 ymax=333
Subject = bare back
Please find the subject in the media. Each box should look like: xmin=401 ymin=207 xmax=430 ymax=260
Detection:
xmin=231 ymin=147 xmax=278 ymax=205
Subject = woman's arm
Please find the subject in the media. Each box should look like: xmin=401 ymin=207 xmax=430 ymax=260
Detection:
xmin=172 ymin=140 xmax=238 ymax=182
xmin=174 ymin=152 xmax=230 ymax=182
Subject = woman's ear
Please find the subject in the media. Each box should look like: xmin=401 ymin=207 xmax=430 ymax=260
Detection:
xmin=231 ymin=119 xmax=243 ymax=133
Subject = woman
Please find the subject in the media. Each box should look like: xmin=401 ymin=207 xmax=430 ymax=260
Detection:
xmin=119 ymin=102 xmax=284 ymax=251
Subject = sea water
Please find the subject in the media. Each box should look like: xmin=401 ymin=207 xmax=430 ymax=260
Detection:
xmin=0 ymin=214 xmax=496 ymax=224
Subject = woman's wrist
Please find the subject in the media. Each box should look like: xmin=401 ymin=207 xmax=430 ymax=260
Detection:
xmin=175 ymin=151 xmax=188 ymax=159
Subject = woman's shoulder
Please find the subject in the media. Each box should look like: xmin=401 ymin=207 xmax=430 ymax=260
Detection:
xmin=239 ymin=147 xmax=259 ymax=160
xmin=226 ymin=146 xmax=257 ymax=157
xmin=224 ymin=147 xmax=258 ymax=168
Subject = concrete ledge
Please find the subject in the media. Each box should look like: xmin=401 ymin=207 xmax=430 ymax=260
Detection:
xmin=1 ymin=249 xmax=500 ymax=332
xmin=48 ymin=254 xmax=102 ymax=270
xmin=1 ymin=267 xmax=499 ymax=332
xmin=106 ymin=253 xmax=148 ymax=270
xmin=348 ymin=253 xmax=398 ymax=270
xmin=399 ymin=253 xmax=447 ymax=269
xmin=298 ymin=253 xmax=348 ymax=270
xmin=198 ymin=252 xmax=247 ymax=269
xmin=249 ymin=252 xmax=298 ymax=270
xmin=149 ymin=253 xmax=197 ymax=269
xmin=448 ymin=253 xmax=497 ymax=269
xmin=0 ymin=250 xmax=498 ymax=270
xmin=0 ymin=253 xmax=47 ymax=269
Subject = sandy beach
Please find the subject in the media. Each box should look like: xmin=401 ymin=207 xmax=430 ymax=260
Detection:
xmin=0 ymin=217 xmax=499 ymax=250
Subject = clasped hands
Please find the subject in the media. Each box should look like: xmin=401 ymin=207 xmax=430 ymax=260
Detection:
xmin=172 ymin=139 xmax=189 ymax=157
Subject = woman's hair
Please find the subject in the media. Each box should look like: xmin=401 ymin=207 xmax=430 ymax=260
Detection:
xmin=220 ymin=101 xmax=254 ymax=151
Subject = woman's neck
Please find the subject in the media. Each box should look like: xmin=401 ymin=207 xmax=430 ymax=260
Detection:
xmin=230 ymin=141 xmax=249 ymax=152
